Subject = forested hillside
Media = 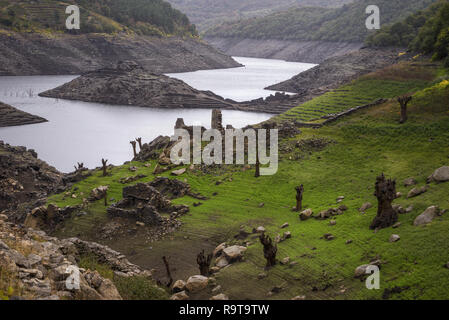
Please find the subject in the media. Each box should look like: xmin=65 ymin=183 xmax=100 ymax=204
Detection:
xmin=0 ymin=0 xmax=197 ymax=37
xmin=166 ymin=0 xmax=355 ymax=31
xmin=205 ymin=0 xmax=437 ymax=42
xmin=366 ymin=0 xmax=449 ymax=66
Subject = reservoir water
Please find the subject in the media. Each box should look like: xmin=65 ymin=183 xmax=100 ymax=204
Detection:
xmin=0 ymin=57 xmax=315 ymax=172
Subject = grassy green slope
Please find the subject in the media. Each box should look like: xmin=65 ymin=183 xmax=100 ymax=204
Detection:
xmin=205 ymin=0 xmax=438 ymax=42
xmin=48 ymin=61 xmax=449 ymax=300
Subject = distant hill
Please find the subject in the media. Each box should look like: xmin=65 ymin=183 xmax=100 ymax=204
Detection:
xmin=165 ymin=0 xmax=355 ymax=32
xmin=205 ymin=0 xmax=438 ymax=42
xmin=0 ymin=0 xmax=197 ymax=37
xmin=366 ymin=0 xmax=449 ymax=66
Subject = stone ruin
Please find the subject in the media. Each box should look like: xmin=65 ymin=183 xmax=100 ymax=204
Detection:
xmin=211 ymin=109 xmax=224 ymax=132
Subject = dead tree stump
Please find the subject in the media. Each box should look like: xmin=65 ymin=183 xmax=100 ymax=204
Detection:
xmin=74 ymin=162 xmax=84 ymax=172
xmin=130 ymin=141 xmax=137 ymax=157
xmin=370 ymin=174 xmax=398 ymax=230
xmin=255 ymin=156 xmax=260 ymax=178
xmin=196 ymin=249 xmax=212 ymax=276
xmin=295 ymin=185 xmax=304 ymax=211
xmin=136 ymin=137 xmax=143 ymax=150
xmin=397 ymin=95 xmax=412 ymax=124
xmin=101 ymin=159 xmax=108 ymax=177
xmin=259 ymin=233 xmax=277 ymax=268
xmin=162 ymin=256 xmax=173 ymax=287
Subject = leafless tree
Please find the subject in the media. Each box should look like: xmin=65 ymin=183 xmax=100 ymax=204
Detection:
xmin=101 ymin=159 xmax=108 ymax=177
xmin=162 ymin=256 xmax=173 ymax=287
xmin=398 ymin=95 xmax=412 ymax=124
xmin=136 ymin=137 xmax=143 ymax=150
xmin=370 ymin=174 xmax=398 ymax=230
xmin=259 ymin=233 xmax=277 ymax=268
xmin=295 ymin=185 xmax=304 ymax=211
xmin=197 ymin=249 xmax=212 ymax=276
xmin=130 ymin=141 xmax=137 ymax=157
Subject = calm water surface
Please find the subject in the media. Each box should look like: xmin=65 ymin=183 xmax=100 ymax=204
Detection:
xmin=0 ymin=57 xmax=314 ymax=172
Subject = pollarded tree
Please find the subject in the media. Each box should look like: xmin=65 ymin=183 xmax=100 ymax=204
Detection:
xmin=196 ymin=249 xmax=212 ymax=276
xmin=398 ymin=95 xmax=412 ymax=124
xmin=101 ymin=159 xmax=108 ymax=177
xmin=130 ymin=140 xmax=137 ymax=157
xmin=136 ymin=137 xmax=143 ymax=150
xmin=295 ymin=185 xmax=304 ymax=212
xmin=259 ymin=233 xmax=277 ymax=268
xmin=369 ymin=173 xmax=398 ymax=230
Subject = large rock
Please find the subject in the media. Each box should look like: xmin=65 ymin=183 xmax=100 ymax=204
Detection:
xmin=407 ymin=186 xmax=427 ymax=198
xmin=185 ymin=275 xmax=209 ymax=292
xmin=428 ymin=166 xmax=449 ymax=183
xmin=90 ymin=186 xmax=109 ymax=201
xmin=222 ymin=245 xmax=247 ymax=262
xmin=413 ymin=206 xmax=440 ymax=226
xmin=403 ymin=178 xmax=417 ymax=187
xmin=172 ymin=280 xmax=186 ymax=293
xmin=170 ymin=290 xmax=189 ymax=300
xmin=299 ymin=208 xmax=313 ymax=221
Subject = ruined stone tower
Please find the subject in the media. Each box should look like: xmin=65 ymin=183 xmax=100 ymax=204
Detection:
xmin=211 ymin=109 xmax=223 ymax=132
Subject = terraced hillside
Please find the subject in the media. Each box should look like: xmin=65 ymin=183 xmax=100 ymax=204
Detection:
xmin=45 ymin=60 xmax=449 ymax=300
xmin=275 ymin=63 xmax=433 ymax=124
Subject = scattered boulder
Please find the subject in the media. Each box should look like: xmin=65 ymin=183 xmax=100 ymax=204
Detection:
xmin=213 ymin=242 xmax=226 ymax=257
xmin=407 ymin=186 xmax=427 ymax=198
xmin=185 ymin=275 xmax=209 ymax=293
xmin=210 ymin=293 xmax=229 ymax=300
xmin=427 ymin=166 xmax=449 ymax=183
xmin=389 ymin=234 xmax=400 ymax=242
xmin=413 ymin=206 xmax=440 ymax=226
xmin=171 ymin=168 xmax=186 ymax=176
xmin=299 ymin=209 xmax=313 ymax=221
xmin=330 ymin=220 xmax=337 ymax=226
xmin=90 ymin=186 xmax=108 ymax=201
xmin=172 ymin=280 xmax=186 ymax=293
xmin=215 ymin=256 xmax=229 ymax=268
xmin=255 ymin=226 xmax=266 ymax=233
xmin=323 ymin=233 xmax=335 ymax=241
xmin=359 ymin=202 xmax=372 ymax=212
xmin=291 ymin=295 xmax=306 ymax=300
xmin=170 ymin=291 xmax=189 ymax=300
xmin=392 ymin=222 xmax=402 ymax=229
xmin=280 ymin=257 xmax=290 ymax=265
xmin=222 ymin=245 xmax=247 ymax=262
xmin=281 ymin=222 xmax=289 ymax=229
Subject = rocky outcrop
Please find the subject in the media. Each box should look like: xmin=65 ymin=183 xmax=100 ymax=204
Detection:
xmin=0 ymin=32 xmax=240 ymax=76
xmin=0 ymin=101 xmax=47 ymax=127
xmin=205 ymin=37 xmax=363 ymax=64
xmin=0 ymin=141 xmax=64 ymax=216
xmin=0 ymin=215 xmax=156 ymax=300
xmin=267 ymin=48 xmax=409 ymax=93
xmin=39 ymin=61 xmax=240 ymax=111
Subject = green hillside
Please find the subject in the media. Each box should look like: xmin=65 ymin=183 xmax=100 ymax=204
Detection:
xmin=46 ymin=59 xmax=449 ymax=300
xmin=0 ymin=0 xmax=197 ymax=37
xmin=366 ymin=1 xmax=449 ymax=66
xmin=205 ymin=0 xmax=438 ymax=42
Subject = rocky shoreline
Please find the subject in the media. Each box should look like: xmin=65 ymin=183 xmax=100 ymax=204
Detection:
xmin=0 ymin=32 xmax=241 ymax=76
xmin=0 ymin=102 xmax=47 ymax=127
xmin=205 ymin=37 xmax=363 ymax=64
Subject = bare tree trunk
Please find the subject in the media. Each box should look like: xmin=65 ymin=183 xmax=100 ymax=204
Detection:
xmin=295 ymin=185 xmax=304 ymax=211
xmin=162 ymin=256 xmax=173 ymax=287
xmin=255 ymin=154 xmax=260 ymax=178
xmin=370 ymin=173 xmax=398 ymax=230
xmin=130 ymin=141 xmax=137 ymax=157
xmin=101 ymin=159 xmax=108 ymax=177
xmin=136 ymin=137 xmax=143 ymax=150
xmin=196 ymin=249 xmax=212 ymax=276
xmin=74 ymin=162 xmax=84 ymax=172
xmin=398 ymin=96 xmax=412 ymax=124
xmin=259 ymin=233 xmax=277 ymax=268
